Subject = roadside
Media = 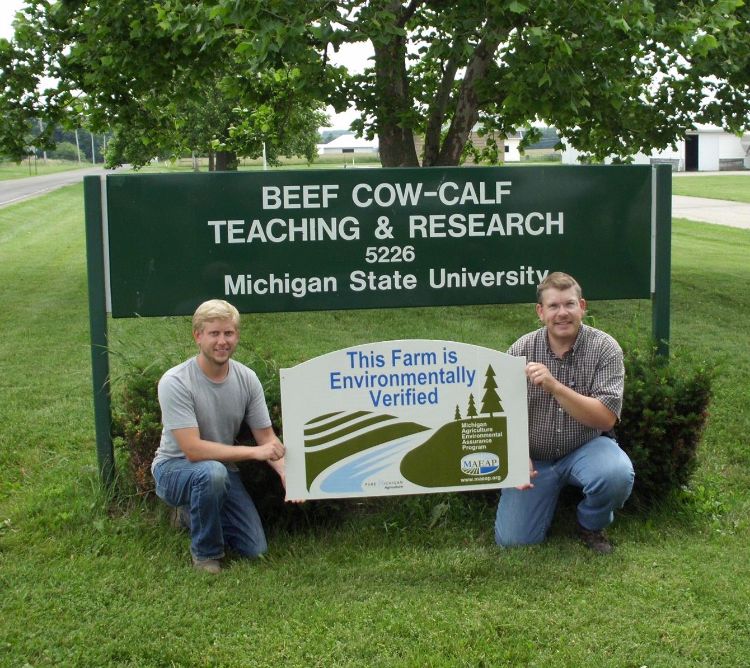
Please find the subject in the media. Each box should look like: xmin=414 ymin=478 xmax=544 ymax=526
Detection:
xmin=0 ymin=166 xmax=116 ymax=208
xmin=672 ymin=195 xmax=750 ymax=230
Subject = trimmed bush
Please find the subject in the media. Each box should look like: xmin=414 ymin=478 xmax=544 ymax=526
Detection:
xmin=618 ymin=346 xmax=712 ymax=506
xmin=112 ymin=345 xmax=712 ymax=522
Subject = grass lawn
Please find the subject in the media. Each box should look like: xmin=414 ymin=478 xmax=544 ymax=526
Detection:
xmin=0 ymin=159 xmax=92 ymax=180
xmin=672 ymin=174 xmax=750 ymax=202
xmin=0 ymin=182 xmax=749 ymax=666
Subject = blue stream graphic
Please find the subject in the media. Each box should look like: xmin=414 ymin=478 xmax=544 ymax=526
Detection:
xmin=318 ymin=436 xmax=422 ymax=493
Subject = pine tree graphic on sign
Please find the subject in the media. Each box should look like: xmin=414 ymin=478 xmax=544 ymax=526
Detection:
xmin=480 ymin=365 xmax=504 ymax=416
xmin=466 ymin=393 xmax=478 ymax=418
xmin=454 ymin=405 xmax=462 ymax=421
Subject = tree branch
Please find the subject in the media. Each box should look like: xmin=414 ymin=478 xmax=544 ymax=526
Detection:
xmin=436 ymin=30 xmax=503 ymax=165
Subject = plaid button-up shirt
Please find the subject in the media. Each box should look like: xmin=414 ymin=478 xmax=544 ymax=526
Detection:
xmin=509 ymin=324 xmax=624 ymax=461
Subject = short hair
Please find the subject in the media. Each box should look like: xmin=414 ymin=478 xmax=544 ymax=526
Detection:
xmin=536 ymin=272 xmax=582 ymax=304
xmin=192 ymin=299 xmax=240 ymax=333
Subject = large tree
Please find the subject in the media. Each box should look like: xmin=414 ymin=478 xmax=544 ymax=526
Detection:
xmin=0 ymin=1 xmax=327 ymax=168
xmin=194 ymin=0 xmax=749 ymax=166
xmin=2 ymin=1 xmax=748 ymax=168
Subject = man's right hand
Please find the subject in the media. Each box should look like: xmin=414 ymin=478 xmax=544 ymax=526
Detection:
xmin=253 ymin=440 xmax=285 ymax=462
xmin=515 ymin=458 xmax=538 ymax=490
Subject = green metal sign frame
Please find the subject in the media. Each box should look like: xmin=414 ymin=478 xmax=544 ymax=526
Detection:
xmin=84 ymin=165 xmax=671 ymax=483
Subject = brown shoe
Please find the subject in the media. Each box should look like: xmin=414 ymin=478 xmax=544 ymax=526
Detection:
xmin=192 ymin=556 xmax=222 ymax=574
xmin=170 ymin=506 xmax=190 ymax=532
xmin=576 ymin=523 xmax=613 ymax=554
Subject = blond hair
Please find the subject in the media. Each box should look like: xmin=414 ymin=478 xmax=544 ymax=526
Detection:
xmin=192 ymin=299 xmax=240 ymax=333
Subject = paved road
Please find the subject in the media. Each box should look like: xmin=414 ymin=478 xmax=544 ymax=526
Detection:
xmin=0 ymin=166 xmax=113 ymax=208
xmin=2 ymin=167 xmax=749 ymax=229
xmin=672 ymin=195 xmax=750 ymax=230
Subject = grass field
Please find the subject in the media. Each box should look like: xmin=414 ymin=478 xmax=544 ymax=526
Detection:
xmin=672 ymin=174 xmax=750 ymax=202
xmin=0 ymin=158 xmax=91 ymax=180
xmin=0 ymin=180 xmax=749 ymax=666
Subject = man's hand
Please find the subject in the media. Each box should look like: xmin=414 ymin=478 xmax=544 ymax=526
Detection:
xmin=515 ymin=458 xmax=538 ymax=491
xmin=252 ymin=440 xmax=285 ymax=462
xmin=526 ymin=362 xmax=555 ymax=392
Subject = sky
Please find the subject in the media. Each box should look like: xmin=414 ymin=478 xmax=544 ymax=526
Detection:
xmin=0 ymin=0 xmax=24 ymax=40
xmin=0 ymin=0 xmax=369 ymax=130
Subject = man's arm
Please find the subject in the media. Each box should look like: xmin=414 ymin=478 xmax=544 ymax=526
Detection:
xmin=171 ymin=426 xmax=285 ymax=463
xmin=526 ymin=362 xmax=618 ymax=431
xmin=252 ymin=426 xmax=285 ymax=482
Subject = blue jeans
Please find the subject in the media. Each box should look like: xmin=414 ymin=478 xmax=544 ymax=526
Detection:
xmin=495 ymin=436 xmax=634 ymax=547
xmin=153 ymin=459 xmax=268 ymax=560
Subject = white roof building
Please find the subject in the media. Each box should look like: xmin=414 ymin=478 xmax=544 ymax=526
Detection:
xmin=561 ymin=125 xmax=750 ymax=172
xmin=317 ymin=134 xmax=379 ymax=156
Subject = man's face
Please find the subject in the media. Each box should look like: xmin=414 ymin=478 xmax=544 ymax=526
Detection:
xmin=194 ymin=318 xmax=239 ymax=367
xmin=536 ymin=287 xmax=586 ymax=344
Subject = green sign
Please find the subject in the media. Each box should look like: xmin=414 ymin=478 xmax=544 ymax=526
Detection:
xmin=105 ymin=166 xmax=653 ymax=317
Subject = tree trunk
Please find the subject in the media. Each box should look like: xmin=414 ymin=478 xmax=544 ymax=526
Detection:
xmin=435 ymin=33 xmax=502 ymax=166
xmin=372 ymin=22 xmax=420 ymax=167
xmin=214 ymin=150 xmax=238 ymax=171
xmin=422 ymin=57 xmax=460 ymax=167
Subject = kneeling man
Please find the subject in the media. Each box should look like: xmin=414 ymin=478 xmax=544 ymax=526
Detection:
xmin=495 ymin=272 xmax=634 ymax=553
xmin=152 ymin=299 xmax=287 ymax=573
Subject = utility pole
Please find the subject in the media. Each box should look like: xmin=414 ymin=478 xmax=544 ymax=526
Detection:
xmin=37 ymin=119 xmax=47 ymax=164
xmin=90 ymin=131 xmax=96 ymax=165
xmin=75 ymin=129 xmax=82 ymax=163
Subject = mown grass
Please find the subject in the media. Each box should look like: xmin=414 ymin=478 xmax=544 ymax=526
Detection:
xmin=672 ymin=174 xmax=750 ymax=202
xmin=0 ymin=158 xmax=91 ymax=180
xmin=0 ymin=183 xmax=749 ymax=667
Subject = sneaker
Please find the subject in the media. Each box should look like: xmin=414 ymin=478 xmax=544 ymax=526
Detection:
xmin=170 ymin=506 xmax=190 ymax=532
xmin=576 ymin=523 xmax=613 ymax=554
xmin=192 ymin=556 xmax=222 ymax=574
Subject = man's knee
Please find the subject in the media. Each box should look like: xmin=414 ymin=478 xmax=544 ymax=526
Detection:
xmin=584 ymin=455 xmax=634 ymax=506
xmin=494 ymin=491 xmax=550 ymax=548
xmin=193 ymin=460 xmax=229 ymax=497
xmin=495 ymin=525 xmax=546 ymax=548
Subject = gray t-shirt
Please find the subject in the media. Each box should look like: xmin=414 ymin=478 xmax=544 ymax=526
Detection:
xmin=152 ymin=357 xmax=272 ymax=471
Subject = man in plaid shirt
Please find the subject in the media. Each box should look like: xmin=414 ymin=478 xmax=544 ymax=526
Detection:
xmin=495 ymin=272 xmax=634 ymax=553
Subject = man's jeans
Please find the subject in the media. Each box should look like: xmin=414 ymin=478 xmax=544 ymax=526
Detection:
xmin=153 ymin=458 xmax=267 ymax=560
xmin=495 ymin=436 xmax=634 ymax=547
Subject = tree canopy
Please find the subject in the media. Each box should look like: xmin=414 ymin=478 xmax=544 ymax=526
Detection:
xmin=0 ymin=1 xmax=327 ymax=168
xmin=215 ymin=0 xmax=749 ymax=166
xmin=2 ymin=0 xmax=748 ymax=168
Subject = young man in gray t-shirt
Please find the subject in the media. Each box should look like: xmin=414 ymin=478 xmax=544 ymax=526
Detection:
xmin=152 ymin=299 xmax=287 ymax=573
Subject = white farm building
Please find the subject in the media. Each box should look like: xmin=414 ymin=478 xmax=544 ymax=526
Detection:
xmin=317 ymin=134 xmax=379 ymax=156
xmin=561 ymin=125 xmax=750 ymax=172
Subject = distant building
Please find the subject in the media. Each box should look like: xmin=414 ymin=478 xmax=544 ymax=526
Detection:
xmin=317 ymin=134 xmax=379 ymax=156
xmin=561 ymin=125 xmax=750 ymax=171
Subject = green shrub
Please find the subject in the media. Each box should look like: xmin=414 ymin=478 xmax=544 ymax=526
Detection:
xmin=111 ymin=344 xmax=712 ymax=522
xmin=618 ymin=346 xmax=713 ymax=506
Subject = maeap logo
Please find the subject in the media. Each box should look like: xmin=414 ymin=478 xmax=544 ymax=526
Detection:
xmin=460 ymin=452 xmax=500 ymax=476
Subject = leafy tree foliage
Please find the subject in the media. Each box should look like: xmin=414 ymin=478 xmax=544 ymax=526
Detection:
xmin=190 ymin=0 xmax=749 ymax=166
xmin=2 ymin=1 xmax=747 ymax=168
xmin=0 ymin=1 xmax=327 ymax=168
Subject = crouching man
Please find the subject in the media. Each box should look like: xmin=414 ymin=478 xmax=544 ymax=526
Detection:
xmin=152 ymin=299 xmax=287 ymax=573
xmin=495 ymin=272 xmax=634 ymax=553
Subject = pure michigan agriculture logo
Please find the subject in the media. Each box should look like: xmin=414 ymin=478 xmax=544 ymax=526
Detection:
xmin=281 ymin=340 xmax=529 ymax=500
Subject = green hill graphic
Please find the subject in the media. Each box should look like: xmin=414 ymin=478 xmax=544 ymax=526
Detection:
xmin=400 ymin=416 xmax=508 ymax=487
xmin=304 ymin=411 xmax=429 ymax=489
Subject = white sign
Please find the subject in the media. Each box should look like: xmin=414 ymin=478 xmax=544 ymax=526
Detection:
xmin=280 ymin=340 xmax=528 ymax=500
